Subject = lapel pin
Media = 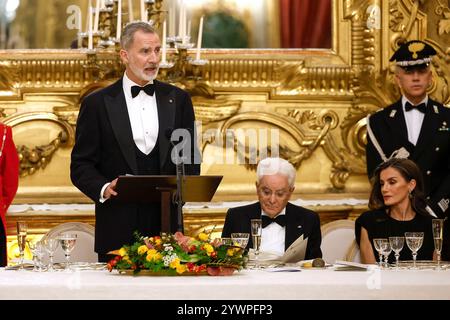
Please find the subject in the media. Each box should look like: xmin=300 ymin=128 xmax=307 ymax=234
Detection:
xmin=169 ymin=99 xmax=173 ymax=103
xmin=389 ymin=110 xmax=396 ymax=118
xmin=433 ymin=105 xmax=439 ymax=114
xmin=439 ymin=121 xmax=449 ymax=131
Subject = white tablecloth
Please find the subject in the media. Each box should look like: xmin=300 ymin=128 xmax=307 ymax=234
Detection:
xmin=0 ymin=267 xmax=449 ymax=300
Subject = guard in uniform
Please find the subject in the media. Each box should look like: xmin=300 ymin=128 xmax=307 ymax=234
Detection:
xmin=366 ymin=40 xmax=450 ymax=260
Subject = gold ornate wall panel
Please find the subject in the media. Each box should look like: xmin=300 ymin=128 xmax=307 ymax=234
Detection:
xmin=1 ymin=1 xmax=449 ymax=239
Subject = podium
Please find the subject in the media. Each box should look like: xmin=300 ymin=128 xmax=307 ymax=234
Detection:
xmin=114 ymin=175 xmax=223 ymax=232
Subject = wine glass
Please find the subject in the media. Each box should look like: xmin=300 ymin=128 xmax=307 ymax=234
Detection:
xmin=42 ymin=238 xmax=59 ymax=272
xmin=373 ymin=238 xmax=388 ymax=267
xmin=432 ymin=219 xmax=444 ymax=270
xmin=16 ymin=222 xmax=28 ymax=270
xmin=382 ymin=241 xmax=392 ymax=268
xmin=389 ymin=236 xmax=404 ymax=269
xmin=405 ymin=232 xmax=424 ymax=270
xmin=231 ymin=233 xmax=250 ymax=249
xmin=58 ymin=233 xmax=77 ymax=271
xmin=250 ymin=219 xmax=262 ymax=269
xmin=28 ymin=240 xmax=45 ymax=272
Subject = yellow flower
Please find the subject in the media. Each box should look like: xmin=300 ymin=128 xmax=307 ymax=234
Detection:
xmin=138 ymin=245 xmax=148 ymax=255
xmin=198 ymin=232 xmax=209 ymax=241
xmin=118 ymin=248 xmax=127 ymax=257
xmin=155 ymin=238 xmax=162 ymax=246
xmin=227 ymin=248 xmax=235 ymax=256
xmin=123 ymin=255 xmax=132 ymax=263
xmin=146 ymin=249 xmax=162 ymax=262
xmin=170 ymin=258 xmax=181 ymax=269
xmin=203 ymin=243 xmax=214 ymax=255
xmin=176 ymin=264 xmax=187 ymax=274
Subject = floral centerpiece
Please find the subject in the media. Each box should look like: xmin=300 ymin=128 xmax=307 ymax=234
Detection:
xmin=107 ymin=231 xmax=247 ymax=276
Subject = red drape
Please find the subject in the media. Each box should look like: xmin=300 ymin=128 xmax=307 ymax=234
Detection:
xmin=279 ymin=0 xmax=331 ymax=48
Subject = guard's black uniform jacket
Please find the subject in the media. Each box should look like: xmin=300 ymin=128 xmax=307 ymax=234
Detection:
xmin=366 ymin=98 xmax=450 ymax=259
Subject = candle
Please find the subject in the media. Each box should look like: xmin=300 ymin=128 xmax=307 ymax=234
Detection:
xmin=128 ymin=0 xmax=133 ymax=22
xmin=169 ymin=2 xmax=175 ymax=37
xmin=140 ymin=0 xmax=145 ymax=21
xmin=85 ymin=0 xmax=92 ymax=33
xmin=77 ymin=10 xmax=82 ymax=48
xmin=88 ymin=6 xmax=93 ymax=50
xmin=196 ymin=16 xmax=204 ymax=60
xmin=161 ymin=20 xmax=167 ymax=64
xmin=116 ymin=0 xmax=122 ymax=41
xmin=187 ymin=19 xmax=191 ymax=38
xmin=178 ymin=1 xmax=183 ymax=38
xmin=93 ymin=0 xmax=100 ymax=32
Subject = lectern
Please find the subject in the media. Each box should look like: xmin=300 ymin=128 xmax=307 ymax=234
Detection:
xmin=114 ymin=175 xmax=222 ymax=232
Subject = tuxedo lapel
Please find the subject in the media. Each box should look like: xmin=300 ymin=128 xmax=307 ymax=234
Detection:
xmin=388 ymin=101 xmax=416 ymax=153
xmin=413 ymin=100 xmax=440 ymax=158
xmin=284 ymin=203 xmax=304 ymax=250
xmin=155 ymin=80 xmax=176 ymax=168
xmin=104 ymin=79 xmax=138 ymax=174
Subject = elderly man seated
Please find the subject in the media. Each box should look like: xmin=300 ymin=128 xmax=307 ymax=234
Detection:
xmin=221 ymin=157 xmax=322 ymax=260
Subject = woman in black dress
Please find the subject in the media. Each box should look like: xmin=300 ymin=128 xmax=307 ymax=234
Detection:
xmin=356 ymin=158 xmax=435 ymax=264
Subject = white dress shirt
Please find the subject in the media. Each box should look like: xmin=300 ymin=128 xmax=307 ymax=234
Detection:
xmin=402 ymin=95 xmax=428 ymax=145
xmin=260 ymin=208 xmax=286 ymax=257
xmin=122 ymin=72 xmax=159 ymax=155
xmin=99 ymin=73 xmax=159 ymax=202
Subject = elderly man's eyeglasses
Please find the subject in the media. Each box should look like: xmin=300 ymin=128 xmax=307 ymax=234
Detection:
xmin=259 ymin=187 xmax=291 ymax=199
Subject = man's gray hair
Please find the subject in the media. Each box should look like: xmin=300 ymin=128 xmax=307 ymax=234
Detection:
xmin=120 ymin=21 xmax=157 ymax=50
xmin=256 ymin=157 xmax=296 ymax=187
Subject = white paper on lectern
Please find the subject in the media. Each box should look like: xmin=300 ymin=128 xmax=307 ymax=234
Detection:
xmin=280 ymin=235 xmax=308 ymax=263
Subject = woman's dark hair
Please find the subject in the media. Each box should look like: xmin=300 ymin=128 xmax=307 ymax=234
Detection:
xmin=368 ymin=158 xmax=429 ymax=216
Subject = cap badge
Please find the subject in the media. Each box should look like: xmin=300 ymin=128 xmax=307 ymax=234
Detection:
xmin=408 ymin=42 xmax=425 ymax=59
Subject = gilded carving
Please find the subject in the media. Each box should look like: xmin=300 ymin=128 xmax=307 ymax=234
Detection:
xmin=4 ymin=112 xmax=74 ymax=177
xmin=436 ymin=0 xmax=450 ymax=35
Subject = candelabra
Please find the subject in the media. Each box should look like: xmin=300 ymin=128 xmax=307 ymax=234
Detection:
xmin=79 ymin=0 xmax=208 ymax=92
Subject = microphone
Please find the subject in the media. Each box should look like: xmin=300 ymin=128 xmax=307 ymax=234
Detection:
xmin=166 ymin=127 xmax=185 ymax=233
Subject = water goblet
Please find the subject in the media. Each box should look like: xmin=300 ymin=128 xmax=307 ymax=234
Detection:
xmin=382 ymin=241 xmax=392 ymax=268
xmin=59 ymin=233 xmax=77 ymax=271
xmin=250 ymin=219 xmax=262 ymax=269
xmin=405 ymin=232 xmax=424 ymax=270
xmin=42 ymin=238 xmax=59 ymax=272
xmin=231 ymin=233 xmax=250 ymax=249
xmin=432 ymin=219 xmax=444 ymax=270
xmin=389 ymin=236 xmax=405 ymax=269
xmin=373 ymin=238 xmax=388 ymax=267
xmin=28 ymin=240 xmax=45 ymax=272
xmin=16 ymin=222 xmax=28 ymax=270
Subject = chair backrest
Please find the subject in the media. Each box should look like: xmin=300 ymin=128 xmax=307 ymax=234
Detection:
xmin=41 ymin=222 xmax=97 ymax=263
xmin=320 ymin=219 xmax=360 ymax=264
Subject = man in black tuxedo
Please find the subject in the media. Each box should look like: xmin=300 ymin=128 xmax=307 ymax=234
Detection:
xmin=70 ymin=22 xmax=200 ymax=262
xmin=366 ymin=40 xmax=450 ymax=259
xmin=222 ymin=157 xmax=322 ymax=260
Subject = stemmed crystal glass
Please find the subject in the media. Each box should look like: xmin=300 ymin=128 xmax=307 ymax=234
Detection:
xmin=432 ymin=219 xmax=444 ymax=270
xmin=405 ymin=232 xmax=424 ymax=270
xmin=382 ymin=241 xmax=392 ymax=268
xmin=231 ymin=233 xmax=250 ymax=249
xmin=250 ymin=219 xmax=262 ymax=269
xmin=373 ymin=238 xmax=388 ymax=267
xmin=28 ymin=240 xmax=45 ymax=272
xmin=389 ymin=236 xmax=405 ymax=269
xmin=16 ymin=222 xmax=28 ymax=270
xmin=42 ymin=238 xmax=59 ymax=272
xmin=58 ymin=233 xmax=77 ymax=271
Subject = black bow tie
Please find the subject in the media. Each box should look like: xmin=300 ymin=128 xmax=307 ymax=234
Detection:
xmin=262 ymin=215 xmax=286 ymax=228
xmin=131 ymin=84 xmax=155 ymax=98
xmin=405 ymin=102 xmax=426 ymax=113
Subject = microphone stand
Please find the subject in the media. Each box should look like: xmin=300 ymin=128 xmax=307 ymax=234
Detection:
xmin=171 ymin=139 xmax=185 ymax=233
